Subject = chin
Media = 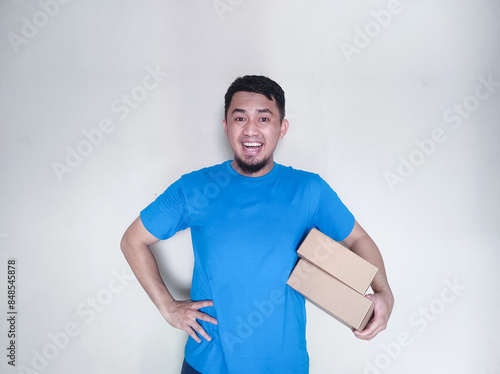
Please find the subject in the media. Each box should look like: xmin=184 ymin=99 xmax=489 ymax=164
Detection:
xmin=235 ymin=155 xmax=270 ymax=174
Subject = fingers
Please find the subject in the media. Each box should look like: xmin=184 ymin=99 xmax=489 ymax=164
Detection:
xmin=185 ymin=321 xmax=206 ymax=343
xmin=190 ymin=300 xmax=218 ymax=325
xmin=195 ymin=310 xmax=218 ymax=326
xmin=190 ymin=299 xmax=214 ymax=309
xmin=188 ymin=319 xmax=212 ymax=343
xmin=184 ymin=305 xmax=217 ymax=343
xmin=353 ymin=317 xmax=385 ymax=340
xmin=353 ymin=294 xmax=388 ymax=341
xmin=164 ymin=300 xmax=218 ymax=344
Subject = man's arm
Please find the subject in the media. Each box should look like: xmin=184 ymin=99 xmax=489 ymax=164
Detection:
xmin=120 ymin=216 xmax=217 ymax=343
xmin=342 ymin=221 xmax=394 ymax=340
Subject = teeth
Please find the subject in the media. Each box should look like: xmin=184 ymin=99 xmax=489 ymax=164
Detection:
xmin=243 ymin=142 xmax=262 ymax=147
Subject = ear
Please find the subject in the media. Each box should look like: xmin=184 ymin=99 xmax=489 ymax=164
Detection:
xmin=223 ymin=118 xmax=228 ymax=136
xmin=279 ymin=119 xmax=289 ymax=140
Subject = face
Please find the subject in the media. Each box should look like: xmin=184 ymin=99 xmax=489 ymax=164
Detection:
xmin=223 ymin=91 xmax=289 ymax=177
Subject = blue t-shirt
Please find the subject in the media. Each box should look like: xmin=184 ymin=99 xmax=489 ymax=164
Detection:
xmin=140 ymin=161 xmax=355 ymax=374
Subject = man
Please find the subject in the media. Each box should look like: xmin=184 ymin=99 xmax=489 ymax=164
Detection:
xmin=121 ymin=75 xmax=394 ymax=374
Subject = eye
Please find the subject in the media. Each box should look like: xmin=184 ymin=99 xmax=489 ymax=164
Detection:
xmin=234 ymin=117 xmax=245 ymax=122
xmin=259 ymin=117 xmax=270 ymax=122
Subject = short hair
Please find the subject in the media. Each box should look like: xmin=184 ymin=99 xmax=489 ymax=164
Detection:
xmin=224 ymin=75 xmax=286 ymax=121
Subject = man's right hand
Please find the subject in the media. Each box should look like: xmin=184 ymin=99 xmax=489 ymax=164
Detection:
xmin=161 ymin=299 xmax=218 ymax=343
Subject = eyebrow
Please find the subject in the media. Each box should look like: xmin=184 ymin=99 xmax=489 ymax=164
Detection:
xmin=231 ymin=108 xmax=274 ymax=115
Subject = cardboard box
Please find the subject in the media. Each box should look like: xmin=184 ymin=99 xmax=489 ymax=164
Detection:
xmin=287 ymin=259 xmax=374 ymax=331
xmin=297 ymin=228 xmax=378 ymax=294
xmin=287 ymin=229 xmax=378 ymax=331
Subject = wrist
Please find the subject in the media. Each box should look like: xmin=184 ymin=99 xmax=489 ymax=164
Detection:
xmin=377 ymin=288 xmax=394 ymax=310
xmin=156 ymin=296 xmax=177 ymax=316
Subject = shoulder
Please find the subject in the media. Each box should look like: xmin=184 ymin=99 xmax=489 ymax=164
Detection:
xmin=277 ymin=163 xmax=324 ymax=183
xmin=277 ymin=164 xmax=339 ymax=198
xmin=178 ymin=161 xmax=231 ymax=187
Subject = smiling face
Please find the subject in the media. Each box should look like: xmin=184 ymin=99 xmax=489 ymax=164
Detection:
xmin=223 ymin=91 xmax=289 ymax=177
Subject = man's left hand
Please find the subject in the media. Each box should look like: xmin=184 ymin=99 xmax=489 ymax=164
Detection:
xmin=353 ymin=290 xmax=394 ymax=340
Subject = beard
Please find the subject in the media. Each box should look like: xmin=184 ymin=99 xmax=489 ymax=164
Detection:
xmin=234 ymin=154 xmax=271 ymax=175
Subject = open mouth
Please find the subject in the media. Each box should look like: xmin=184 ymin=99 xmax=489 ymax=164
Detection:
xmin=243 ymin=142 xmax=263 ymax=151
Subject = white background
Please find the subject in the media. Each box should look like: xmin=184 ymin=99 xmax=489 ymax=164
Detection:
xmin=1 ymin=1 xmax=499 ymax=373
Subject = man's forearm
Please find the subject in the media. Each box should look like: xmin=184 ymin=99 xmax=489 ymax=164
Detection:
xmin=342 ymin=222 xmax=394 ymax=339
xmin=120 ymin=237 xmax=174 ymax=313
xmin=347 ymin=234 xmax=392 ymax=296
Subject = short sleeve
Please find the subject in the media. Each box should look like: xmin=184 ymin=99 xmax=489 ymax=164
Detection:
xmin=313 ymin=177 xmax=355 ymax=241
xmin=140 ymin=179 xmax=190 ymax=240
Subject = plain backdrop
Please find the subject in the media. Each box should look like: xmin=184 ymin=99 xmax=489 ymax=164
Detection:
xmin=1 ymin=1 xmax=499 ymax=373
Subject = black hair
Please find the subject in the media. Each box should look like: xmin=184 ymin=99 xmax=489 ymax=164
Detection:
xmin=224 ymin=75 xmax=286 ymax=121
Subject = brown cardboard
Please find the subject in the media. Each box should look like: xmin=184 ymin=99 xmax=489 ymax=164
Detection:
xmin=287 ymin=259 xmax=374 ymax=331
xmin=297 ymin=228 xmax=378 ymax=294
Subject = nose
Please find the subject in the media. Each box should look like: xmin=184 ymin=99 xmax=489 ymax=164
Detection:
xmin=242 ymin=118 xmax=259 ymax=136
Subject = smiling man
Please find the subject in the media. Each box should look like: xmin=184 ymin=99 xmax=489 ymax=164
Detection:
xmin=224 ymin=90 xmax=288 ymax=176
xmin=121 ymin=75 xmax=394 ymax=374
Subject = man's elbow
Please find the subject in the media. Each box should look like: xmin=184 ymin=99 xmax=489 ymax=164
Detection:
xmin=120 ymin=217 xmax=159 ymax=256
xmin=120 ymin=230 xmax=134 ymax=256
